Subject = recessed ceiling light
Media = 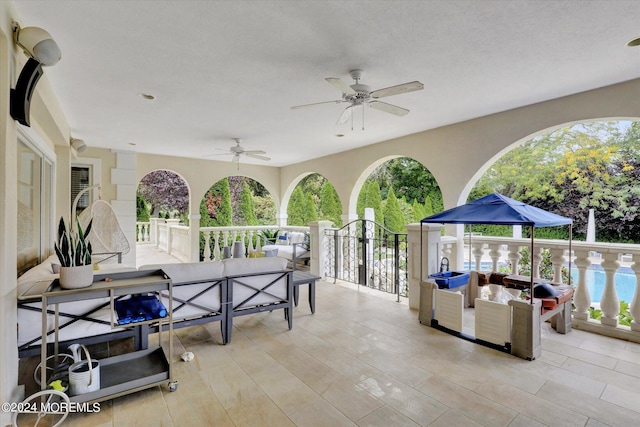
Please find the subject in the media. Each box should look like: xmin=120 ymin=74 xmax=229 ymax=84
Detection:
xmin=138 ymin=93 xmax=155 ymax=100
xmin=627 ymin=36 xmax=640 ymax=47
xmin=128 ymin=142 xmax=136 ymax=146
xmin=336 ymin=134 xmax=344 ymax=138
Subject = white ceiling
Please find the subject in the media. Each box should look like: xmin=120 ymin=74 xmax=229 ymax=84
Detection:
xmin=12 ymin=0 xmax=640 ymax=167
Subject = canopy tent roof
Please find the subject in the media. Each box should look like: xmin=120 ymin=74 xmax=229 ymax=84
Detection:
xmin=421 ymin=193 xmax=572 ymax=227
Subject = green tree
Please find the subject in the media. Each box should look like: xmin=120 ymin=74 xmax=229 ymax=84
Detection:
xmin=304 ymin=192 xmax=318 ymax=223
xmin=200 ymin=178 xmax=232 ymax=227
xmin=383 ymin=187 xmax=405 ymax=232
xmin=356 ymin=182 xmax=367 ymax=219
xmin=365 ymin=181 xmax=383 ymax=224
xmin=136 ymin=193 xmax=150 ymax=222
xmin=287 ymin=187 xmax=306 ymax=226
xmin=319 ymin=182 xmax=342 ymax=227
xmin=237 ymin=181 xmax=258 ymax=226
xmin=413 ymin=199 xmax=426 ymax=222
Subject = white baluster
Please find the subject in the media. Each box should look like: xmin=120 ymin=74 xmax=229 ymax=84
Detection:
xmin=550 ymin=248 xmax=566 ymax=285
xmin=488 ymin=244 xmax=501 ymax=272
xmin=213 ymin=231 xmax=221 ymax=261
xmin=472 ymin=243 xmax=484 ymax=271
xmin=572 ymin=250 xmax=592 ymax=320
xmin=630 ymin=257 xmax=640 ymax=332
xmin=532 ymin=247 xmax=542 ymax=279
xmin=507 ymin=244 xmax=521 ymax=275
xmin=203 ymin=231 xmax=211 ymax=261
xmin=600 ymin=253 xmax=620 ymax=326
xmin=247 ymin=230 xmax=255 ymax=253
xmin=222 ymin=230 xmax=230 ymax=250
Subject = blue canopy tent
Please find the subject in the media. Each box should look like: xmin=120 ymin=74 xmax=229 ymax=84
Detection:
xmin=421 ymin=193 xmax=573 ymax=299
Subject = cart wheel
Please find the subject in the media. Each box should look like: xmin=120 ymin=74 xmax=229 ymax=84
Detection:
xmin=34 ymin=353 xmax=74 ymax=386
xmin=11 ymin=389 xmax=70 ymax=427
xmin=168 ymin=381 xmax=178 ymax=392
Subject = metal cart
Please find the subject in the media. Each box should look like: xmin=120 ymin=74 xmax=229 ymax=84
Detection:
xmin=39 ymin=269 xmax=177 ymax=403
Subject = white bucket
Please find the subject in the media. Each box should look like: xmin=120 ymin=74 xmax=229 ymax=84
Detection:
xmin=68 ymin=345 xmax=100 ymax=395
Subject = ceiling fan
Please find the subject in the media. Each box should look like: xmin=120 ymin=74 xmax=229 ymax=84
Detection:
xmin=291 ymin=69 xmax=423 ymax=128
xmin=204 ymin=138 xmax=270 ymax=166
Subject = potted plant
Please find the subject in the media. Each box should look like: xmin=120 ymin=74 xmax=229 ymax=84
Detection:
xmin=54 ymin=216 xmax=94 ymax=289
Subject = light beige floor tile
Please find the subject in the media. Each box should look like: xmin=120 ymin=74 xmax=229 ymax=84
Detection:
xmin=428 ymin=409 xmax=484 ymax=427
xmin=358 ymin=347 xmax=432 ymax=387
xmin=268 ymin=345 xmax=344 ymax=394
xmin=111 ymin=387 xmax=174 ymax=426
xmin=614 ymin=358 xmax=640 ymax=379
xmin=514 ymin=356 xmax=607 ymax=398
xmin=507 ymin=413 xmax=547 ymax=427
xmin=409 ymin=357 xmax=489 ymax=391
xmin=313 ymin=346 xmax=383 ymax=384
xmin=537 ymin=380 xmax=640 ymax=427
xmin=480 ymin=379 xmax=588 ymax=426
xmin=318 ymin=329 xmax=375 ymax=356
xmin=320 ymin=376 xmax=384 ymax=421
xmin=288 ymin=399 xmax=358 ymax=427
xmin=600 ymin=383 xmax=640 ymax=414
xmin=358 ymin=373 xmax=449 ymax=425
xmin=206 ymin=361 xmax=266 ymax=410
xmin=358 ymin=317 xmax=414 ymax=340
xmin=542 ymin=339 xmax=617 ymax=369
xmin=250 ymin=364 xmax=322 ymax=415
xmin=456 ymin=351 xmax=546 ymax=394
xmin=226 ymin=394 xmax=296 ymax=427
xmin=357 ymin=331 xmax=421 ymax=358
xmin=562 ymin=357 xmax=640 ymax=394
xmin=355 ymin=405 xmax=420 ymax=427
xmin=415 ymin=374 xmax=517 ymax=426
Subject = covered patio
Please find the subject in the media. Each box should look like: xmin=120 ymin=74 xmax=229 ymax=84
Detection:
xmin=37 ymin=244 xmax=640 ymax=426
xmin=3 ymin=1 xmax=640 ymax=425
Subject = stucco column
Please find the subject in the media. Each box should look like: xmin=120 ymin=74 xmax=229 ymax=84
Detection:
xmin=406 ymin=223 xmax=443 ymax=310
xmin=149 ymin=217 xmax=161 ymax=246
xmin=308 ymin=220 xmax=333 ymax=277
xmin=276 ymin=213 xmax=288 ymax=227
xmin=189 ymin=214 xmax=200 ymax=262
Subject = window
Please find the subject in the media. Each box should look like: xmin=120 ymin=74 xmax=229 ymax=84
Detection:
xmin=17 ymin=136 xmax=54 ymax=275
xmin=71 ymin=166 xmax=91 ymax=213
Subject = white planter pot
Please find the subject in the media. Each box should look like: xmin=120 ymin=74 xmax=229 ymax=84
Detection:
xmin=59 ymin=265 xmax=94 ymax=289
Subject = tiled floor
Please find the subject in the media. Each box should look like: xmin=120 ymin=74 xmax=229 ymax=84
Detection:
xmin=25 ymin=246 xmax=640 ymax=426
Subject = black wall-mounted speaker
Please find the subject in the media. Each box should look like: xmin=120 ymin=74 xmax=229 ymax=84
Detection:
xmin=10 ymin=57 xmax=43 ymax=127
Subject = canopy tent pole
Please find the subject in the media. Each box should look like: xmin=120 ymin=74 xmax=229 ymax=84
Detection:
xmin=468 ymin=224 xmax=473 ymax=270
xmin=568 ymin=224 xmax=573 ymax=287
xmin=530 ymin=225 xmax=535 ymax=304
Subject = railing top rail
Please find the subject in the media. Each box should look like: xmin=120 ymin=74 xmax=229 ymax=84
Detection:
xmin=465 ymin=235 xmax=640 ymax=254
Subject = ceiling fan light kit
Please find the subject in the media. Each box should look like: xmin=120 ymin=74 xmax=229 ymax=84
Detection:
xmin=292 ymin=69 xmax=423 ymax=130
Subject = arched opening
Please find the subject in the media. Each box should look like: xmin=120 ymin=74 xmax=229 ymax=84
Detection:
xmin=286 ymin=173 xmax=343 ymax=228
xmin=199 ymin=175 xmax=275 ymax=260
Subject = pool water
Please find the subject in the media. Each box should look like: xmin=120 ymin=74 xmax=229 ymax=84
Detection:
xmin=464 ymin=262 xmax=636 ymax=303
xmin=570 ymin=266 xmax=636 ymax=304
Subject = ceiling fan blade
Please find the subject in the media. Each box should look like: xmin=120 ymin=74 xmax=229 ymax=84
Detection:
xmin=370 ymin=81 xmax=424 ymax=99
xmin=326 ymin=77 xmax=357 ymax=95
xmin=243 ymin=149 xmax=266 ymax=155
xmin=245 ymin=153 xmax=271 ymax=161
xmin=369 ymin=101 xmax=409 ymax=116
xmin=336 ymin=105 xmax=353 ymax=124
xmin=291 ymin=100 xmax=343 ymax=110
xmin=203 ymin=152 xmax=231 ymax=157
